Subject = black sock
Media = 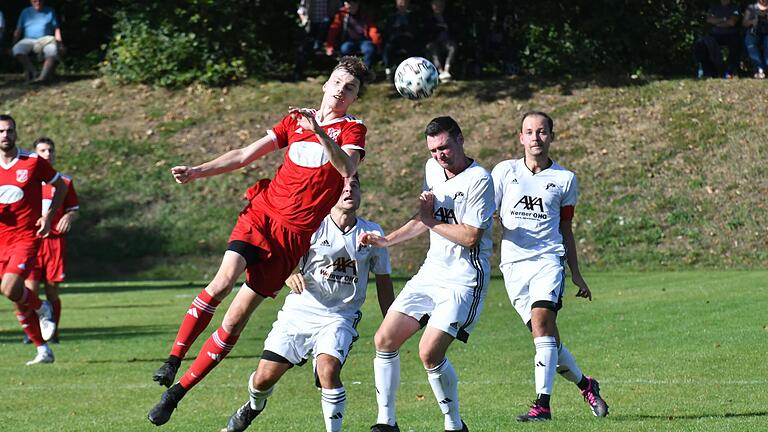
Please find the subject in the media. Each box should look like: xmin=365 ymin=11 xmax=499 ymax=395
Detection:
xmin=536 ymin=393 xmax=551 ymax=409
xmin=577 ymin=375 xmax=590 ymax=391
xmin=169 ymin=383 xmax=188 ymax=400
xmin=167 ymin=355 xmax=182 ymax=368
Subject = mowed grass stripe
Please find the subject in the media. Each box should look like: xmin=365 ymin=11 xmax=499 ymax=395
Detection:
xmin=1 ymin=271 xmax=766 ymax=431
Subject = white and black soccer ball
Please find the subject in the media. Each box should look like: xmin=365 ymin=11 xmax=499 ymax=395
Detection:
xmin=394 ymin=57 xmax=439 ymax=100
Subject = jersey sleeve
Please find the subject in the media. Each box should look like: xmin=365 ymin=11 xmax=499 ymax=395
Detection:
xmin=339 ymin=121 xmax=367 ymax=160
xmin=562 ymin=173 xmax=578 ymax=208
xmin=368 ymin=225 xmax=392 ymax=275
xmin=36 ymin=156 xmax=59 ymax=184
xmin=267 ymin=114 xmax=295 ymax=149
xmin=63 ymin=178 xmax=79 ymax=212
xmin=462 ymin=173 xmax=495 ymax=230
xmin=490 ymin=163 xmax=506 ymax=210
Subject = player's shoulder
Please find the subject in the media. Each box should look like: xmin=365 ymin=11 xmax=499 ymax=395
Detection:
xmin=548 ymin=160 xmax=577 ymax=180
xmin=355 ymin=217 xmax=385 ymax=235
xmin=491 ymin=158 xmax=520 ymax=176
xmin=20 ymin=149 xmax=37 ymax=160
xmin=60 ymin=173 xmax=73 ymax=182
xmin=340 ymin=113 xmax=365 ymax=126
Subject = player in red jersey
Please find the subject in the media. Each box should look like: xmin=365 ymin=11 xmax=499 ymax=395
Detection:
xmin=0 ymin=115 xmax=69 ymax=365
xmin=148 ymin=56 xmax=373 ymax=426
xmin=24 ymin=137 xmax=79 ymax=344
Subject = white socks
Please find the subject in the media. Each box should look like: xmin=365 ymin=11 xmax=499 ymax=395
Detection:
xmin=556 ymin=343 xmax=584 ymax=384
xmin=534 ymin=336 xmax=558 ymax=396
xmin=426 ymin=358 xmax=462 ymax=431
xmin=321 ymin=387 xmax=346 ymax=432
xmin=374 ymin=351 xmax=400 ymax=426
xmin=248 ymin=371 xmax=273 ymax=411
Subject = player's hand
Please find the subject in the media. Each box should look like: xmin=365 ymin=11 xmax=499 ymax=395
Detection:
xmin=171 ymin=165 xmax=199 ymax=184
xmin=35 ymin=215 xmax=52 ymax=238
xmin=285 ymin=273 xmax=306 ymax=294
xmin=419 ymin=191 xmax=435 ymax=222
xmin=289 ymin=107 xmax=321 ymax=134
xmin=56 ymin=213 xmax=73 ymax=233
xmin=572 ymin=273 xmax=592 ymax=301
xmin=358 ymin=231 xmax=388 ymax=248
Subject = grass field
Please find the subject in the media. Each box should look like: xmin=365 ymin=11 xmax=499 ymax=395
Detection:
xmin=1 ymin=271 xmax=766 ymax=431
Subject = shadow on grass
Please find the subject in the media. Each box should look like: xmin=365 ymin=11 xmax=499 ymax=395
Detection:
xmin=62 ymin=282 xmax=202 ymax=295
xmin=613 ymin=411 xmax=768 ymax=421
xmin=86 ymin=354 xmax=262 ymax=364
xmin=67 ymin=303 xmax=180 ymax=310
xmin=0 ymin=324 xmax=169 ymax=343
xmin=0 ymin=73 xmax=95 ymax=103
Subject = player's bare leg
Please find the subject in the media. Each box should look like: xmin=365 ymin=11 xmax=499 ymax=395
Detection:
xmin=420 ymin=328 xmax=466 ymax=432
xmin=315 ymin=354 xmax=345 ymax=432
xmin=3 ymin=273 xmax=55 ymax=363
xmin=45 ymin=282 xmax=61 ymax=342
xmin=371 ymin=311 xmax=421 ymax=431
xmin=153 ymin=251 xmax=246 ymax=387
xmin=226 ymin=358 xmax=291 ymax=432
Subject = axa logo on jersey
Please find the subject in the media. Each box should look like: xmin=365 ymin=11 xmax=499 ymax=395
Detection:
xmin=514 ymin=195 xmax=544 ymax=212
xmin=434 ymin=207 xmax=457 ymax=224
xmin=511 ymin=195 xmax=549 ymax=220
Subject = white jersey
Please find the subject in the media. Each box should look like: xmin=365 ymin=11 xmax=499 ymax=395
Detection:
xmin=492 ymin=158 xmax=578 ymax=264
xmin=419 ymin=158 xmax=495 ymax=290
xmin=281 ymin=214 xmax=391 ymax=319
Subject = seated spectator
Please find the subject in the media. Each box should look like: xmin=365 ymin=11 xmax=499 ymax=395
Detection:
xmin=325 ymin=0 xmax=382 ymax=70
xmin=424 ymin=0 xmax=457 ymax=82
xmin=12 ymin=0 xmax=65 ymax=83
xmin=743 ymin=0 xmax=768 ymax=78
xmin=383 ymin=0 xmax=422 ymax=81
xmin=293 ymin=0 xmax=339 ymax=81
xmin=693 ymin=0 xmax=741 ymax=79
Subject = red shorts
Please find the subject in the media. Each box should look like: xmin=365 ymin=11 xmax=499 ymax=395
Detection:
xmin=0 ymin=236 xmax=40 ymax=279
xmin=27 ymin=236 xmax=66 ymax=283
xmin=228 ymin=204 xmax=311 ymax=298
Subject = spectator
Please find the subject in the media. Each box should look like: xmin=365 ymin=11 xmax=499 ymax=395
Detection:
xmin=12 ymin=0 xmax=65 ymax=83
xmin=382 ymin=0 xmax=421 ymax=81
xmin=743 ymin=0 xmax=768 ymax=78
xmin=424 ymin=0 xmax=457 ymax=82
xmin=293 ymin=0 xmax=340 ymax=81
xmin=325 ymin=1 xmax=382 ymax=70
xmin=693 ymin=0 xmax=741 ymax=79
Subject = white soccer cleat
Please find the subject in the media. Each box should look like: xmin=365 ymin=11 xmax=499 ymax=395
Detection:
xmin=26 ymin=349 xmax=55 ymax=366
xmin=36 ymin=300 xmax=57 ymax=341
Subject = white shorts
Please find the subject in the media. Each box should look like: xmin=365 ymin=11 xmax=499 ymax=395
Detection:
xmin=262 ymin=308 xmax=361 ymax=366
xmin=500 ymin=254 xmax=565 ymax=325
xmin=389 ymin=268 xmax=487 ymax=343
xmin=12 ymin=37 xmax=59 ymax=59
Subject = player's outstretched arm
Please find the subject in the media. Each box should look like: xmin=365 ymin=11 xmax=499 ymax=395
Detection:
xmin=170 ymin=135 xmax=277 ymax=184
xmin=561 ymin=220 xmax=592 ymax=301
xmin=291 ymin=107 xmax=360 ymax=178
xmin=359 ymin=218 xmax=428 ymax=249
xmin=37 ymin=176 xmax=69 ymax=238
xmin=374 ymin=274 xmax=396 ymax=318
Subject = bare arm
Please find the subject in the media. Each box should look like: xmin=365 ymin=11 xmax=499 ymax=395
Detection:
xmin=561 ymin=219 xmax=592 ymax=301
xmin=420 ymin=192 xmax=483 ymax=248
xmin=37 ymin=176 xmax=68 ymax=237
xmin=171 ymin=135 xmax=277 ymax=183
xmin=293 ymin=108 xmax=360 ymax=177
xmin=359 ymin=217 xmax=428 ymax=249
xmin=374 ymin=274 xmax=395 ymax=317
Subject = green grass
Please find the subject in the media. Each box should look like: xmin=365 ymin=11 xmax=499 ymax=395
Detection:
xmin=1 ymin=271 xmax=766 ymax=431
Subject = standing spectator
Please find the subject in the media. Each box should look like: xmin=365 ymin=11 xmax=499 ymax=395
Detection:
xmin=693 ymin=0 xmax=741 ymax=79
xmin=12 ymin=0 xmax=65 ymax=83
xmin=325 ymin=1 xmax=382 ymax=70
xmin=424 ymin=0 xmax=457 ymax=82
xmin=382 ymin=0 xmax=421 ymax=82
xmin=294 ymin=0 xmax=340 ymax=81
xmin=743 ymin=0 xmax=768 ymax=78
xmin=24 ymin=137 xmax=79 ymax=345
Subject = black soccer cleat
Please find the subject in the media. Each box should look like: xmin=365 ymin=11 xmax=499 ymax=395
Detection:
xmin=446 ymin=420 xmax=469 ymax=431
xmin=370 ymin=423 xmax=400 ymax=432
xmin=516 ymin=402 xmax=552 ymax=422
xmin=225 ymin=400 xmax=266 ymax=432
xmin=147 ymin=383 xmax=185 ymax=426
xmin=152 ymin=356 xmax=181 ymax=388
xmin=580 ymin=376 xmax=609 ymax=417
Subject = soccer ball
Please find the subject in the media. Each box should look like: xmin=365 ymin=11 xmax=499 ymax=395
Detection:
xmin=394 ymin=57 xmax=439 ymax=100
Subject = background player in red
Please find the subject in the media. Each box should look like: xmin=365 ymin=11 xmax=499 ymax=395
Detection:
xmin=148 ymin=56 xmax=373 ymax=426
xmin=0 ymin=114 xmax=69 ymax=365
xmin=24 ymin=137 xmax=79 ymax=344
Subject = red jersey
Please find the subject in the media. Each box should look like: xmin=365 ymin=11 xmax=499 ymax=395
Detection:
xmin=257 ymin=110 xmax=366 ymax=234
xmin=42 ymin=174 xmax=79 ymax=237
xmin=0 ymin=149 xmax=59 ymax=241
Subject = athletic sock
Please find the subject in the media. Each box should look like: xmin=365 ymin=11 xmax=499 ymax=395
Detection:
xmin=321 ymin=386 xmax=346 ymax=432
xmin=577 ymin=375 xmax=590 ymax=391
xmin=16 ymin=309 xmax=44 ymax=346
xmin=556 ymin=343 xmax=584 ymax=384
xmin=534 ymin=336 xmax=558 ymax=397
xmin=17 ymin=287 xmax=42 ymax=310
xmin=374 ymin=350 xmax=400 ymax=426
xmin=170 ymin=289 xmax=221 ymax=359
xmin=536 ymin=393 xmax=551 ymax=409
xmin=52 ymin=298 xmax=61 ymax=338
xmin=426 ymin=358 xmax=462 ymax=431
xmin=248 ymin=371 xmax=273 ymax=411
xmin=178 ymin=327 xmax=238 ymax=390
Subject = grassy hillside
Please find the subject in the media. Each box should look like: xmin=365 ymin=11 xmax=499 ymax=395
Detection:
xmin=1 ymin=74 xmax=766 ymax=279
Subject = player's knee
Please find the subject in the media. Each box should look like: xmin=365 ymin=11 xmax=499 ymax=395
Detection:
xmin=316 ymin=359 xmax=342 ymax=388
xmin=374 ymin=328 xmax=398 ymax=352
xmin=417 ymin=346 xmax=442 ymax=369
xmin=252 ymin=368 xmax=279 ymax=390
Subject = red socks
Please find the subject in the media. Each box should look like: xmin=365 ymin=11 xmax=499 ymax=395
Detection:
xmin=179 ymin=327 xmax=239 ymax=390
xmin=170 ymin=290 xmax=221 ymax=359
xmin=18 ymin=288 xmax=42 ymax=311
xmin=16 ymin=309 xmax=44 ymax=346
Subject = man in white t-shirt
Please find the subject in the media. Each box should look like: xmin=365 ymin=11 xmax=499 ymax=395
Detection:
xmin=224 ymin=174 xmax=395 ymax=432
xmin=360 ymin=116 xmax=495 ymax=432
xmin=491 ymin=111 xmax=608 ymax=422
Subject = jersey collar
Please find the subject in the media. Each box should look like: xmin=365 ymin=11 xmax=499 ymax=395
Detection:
xmin=0 ymin=148 xmax=20 ymax=170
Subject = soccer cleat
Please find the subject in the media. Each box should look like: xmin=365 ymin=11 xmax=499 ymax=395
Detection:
xmin=225 ymin=400 xmax=266 ymax=432
xmin=370 ymin=423 xmax=400 ymax=432
xmin=25 ymin=350 xmax=55 ymax=365
xmin=22 ymin=334 xmax=32 ymax=344
xmin=446 ymin=420 xmax=469 ymax=431
xmin=580 ymin=376 xmax=609 ymax=417
xmin=153 ymin=356 xmax=181 ymax=387
xmin=516 ymin=402 xmax=552 ymax=422
xmin=36 ymin=300 xmax=56 ymax=341
xmin=147 ymin=383 xmax=185 ymax=426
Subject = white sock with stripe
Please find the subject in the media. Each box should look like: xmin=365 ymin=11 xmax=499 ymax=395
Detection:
xmin=374 ymin=351 xmax=400 ymax=426
xmin=321 ymin=387 xmax=346 ymax=432
xmin=248 ymin=371 xmax=273 ymax=411
xmin=426 ymin=357 xmax=463 ymax=431
xmin=556 ymin=343 xmax=584 ymax=384
xmin=534 ymin=336 xmax=558 ymax=396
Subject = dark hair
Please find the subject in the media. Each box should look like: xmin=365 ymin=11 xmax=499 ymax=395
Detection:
xmin=424 ymin=116 xmax=462 ymax=140
xmin=520 ymin=111 xmax=554 ymax=133
xmin=0 ymin=114 xmax=17 ymax=129
xmin=334 ymin=56 xmax=375 ymax=96
xmin=33 ymin=137 xmax=56 ymax=149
